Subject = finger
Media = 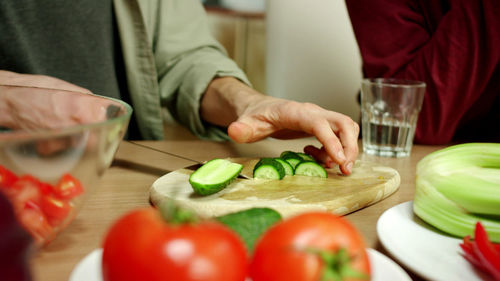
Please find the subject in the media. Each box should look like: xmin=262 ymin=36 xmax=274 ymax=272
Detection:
xmin=228 ymin=117 xmax=278 ymax=143
xmin=303 ymin=145 xmax=334 ymax=168
xmin=227 ymin=122 xmax=251 ymax=143
xmin=228 ymin=121 xmax=268 ymax=143
xmin=278 ymin=104 xmax=349 ymax=167
xmin=309 ymin=120 xmax=347 ymax=167
xmin=336 ymin=120 xmax=360 ymax=175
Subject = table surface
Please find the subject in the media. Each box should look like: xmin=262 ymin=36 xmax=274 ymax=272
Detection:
xmin=31 ymin=135 xmax=447 ymax=281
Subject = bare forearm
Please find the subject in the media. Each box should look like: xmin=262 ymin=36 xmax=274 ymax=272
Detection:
xmin=200 ymin=77 xmax=262 ymax=127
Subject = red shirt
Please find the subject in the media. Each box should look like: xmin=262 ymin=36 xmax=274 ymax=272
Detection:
xmin=346 ymin=0 xmax=500 ymax=144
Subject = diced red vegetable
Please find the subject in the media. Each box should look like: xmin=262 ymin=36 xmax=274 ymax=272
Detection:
xmin=0 ymin=166 xmax=84 ymax=245
xmin=18 ymin=207 xmax=53 ymax=244
xmin=0 ymin=165 xmax=18 ymax=188
xmin=38 ymin=181 xmax=55 ymax=195
xmin=460 ymin=222 xmax=500 ymax=281
xmin=41 ymin=195 xmax=72 ymax=226
xmin=53 ymin=174 xmax=84 ymax=199
xmin=9 ymin=178 xmax=42 ymax=211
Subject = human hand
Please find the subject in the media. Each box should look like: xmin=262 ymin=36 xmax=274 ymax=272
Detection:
xmin=0 ymin=71 xmax=111 ymax=130
xmin=227 ymin=97 xmax=359 ymax=175
xmin=0 ymin=70 xmax=89 ymax=93
xmin=0 ymin=71 xmax=116 ymax=156
xmin=201 ymin=77 xmax=359 ymax=175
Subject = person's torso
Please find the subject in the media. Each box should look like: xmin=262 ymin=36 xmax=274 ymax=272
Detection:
xmin=418 ymin=0 xmax=499 ymax=141
xmin=0 ymin=0 xmax=142 ymax=139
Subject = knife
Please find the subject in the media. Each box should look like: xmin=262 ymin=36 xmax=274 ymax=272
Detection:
xmin=125 ymin=141 xmax=251 ymax=179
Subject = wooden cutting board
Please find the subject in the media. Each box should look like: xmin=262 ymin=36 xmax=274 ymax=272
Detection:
xmin=150 ymin=159 xmax=400 ymax=218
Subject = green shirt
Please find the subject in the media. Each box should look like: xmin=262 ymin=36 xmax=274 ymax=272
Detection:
xmin=113 ymin=0 xmax=251 ymax=140
xmin=0 ymin=0 xmax=124 ymax=101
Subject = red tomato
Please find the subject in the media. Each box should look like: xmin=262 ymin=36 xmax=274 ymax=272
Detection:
xmin=7 ymin=176 xmax=43 ymax=211
xmin=53 ymin=174 xmax=83 ymax=199
xmin=40 ymin=195 xmax=72 ymax=225
xmin=249 ymin=212 xmax=370 ymax=281
xmin=0 ymin=167 xmax=79 ymax=245
xmin=0 ymin=165 xmax=18 ymax=188
xmin=102 ymin=208 xmax=248 ymax=281
xmin=38 ymin=181 xmax=55 ymax=195
xmin=18 ymin=207 xmax=53 ymax=244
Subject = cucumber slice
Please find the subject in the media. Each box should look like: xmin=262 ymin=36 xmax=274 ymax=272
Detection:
xmin=189 ymin=159 xmax=243 ymax=195
xmin=280 ymin=151 xmax=303 ymax=169
xmin=274 ymin=158 xmax=294 ymax=176
xmin=253 ymin=158 xmax=285 ymax=180
xmin=297 ymin=152 xmax=315 ymax=161
xmin=294 ymin=161 xmax=328 ymax=178
xmin=280 ymin=150 xmax=301 ymax=159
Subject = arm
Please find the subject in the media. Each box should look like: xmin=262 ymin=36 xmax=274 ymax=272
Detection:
xmin=150 ymin=0 xmax=359 ymax=174
xmin=149 ymin=0 xmax=250 ymax=141
xmin=346 ymin=0 xmax=500 ymax=144
xmin=201 ymin=77 xmax=359 ymax=175
xmin=0 ymin=71 xmax=109 ymax=129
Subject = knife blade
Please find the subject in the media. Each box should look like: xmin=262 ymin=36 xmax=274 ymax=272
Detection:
xmin=126 ymin=141 xmax=251 ymax=179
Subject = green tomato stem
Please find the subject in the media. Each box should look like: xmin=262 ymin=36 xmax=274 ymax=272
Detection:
xmin=159 ymin=200 xmax=199 ymax=225
xmin=305 ymin=247 xmax=369 ymax=281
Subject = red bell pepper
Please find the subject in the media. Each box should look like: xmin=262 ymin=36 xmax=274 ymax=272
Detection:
xmin=460 ymin=235 xmax=488 ymax=272
xmin=460 ymin=222 xmax=500 ymax=281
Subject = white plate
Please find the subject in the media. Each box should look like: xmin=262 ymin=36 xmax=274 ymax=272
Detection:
xmin=69 ymin=248 xmax=410 ymax=281
xmin=377 ymin=201 xmax=494 ymax=281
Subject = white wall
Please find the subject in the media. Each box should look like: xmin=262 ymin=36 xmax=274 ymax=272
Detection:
xmin=266 ymin=0 xmax=362 ymax=121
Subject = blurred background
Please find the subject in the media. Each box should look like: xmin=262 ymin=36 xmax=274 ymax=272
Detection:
xmin=202 ymin=0 xmax=362 ymax=122
xmin=168 ymin=0 xmax=363 ymax=140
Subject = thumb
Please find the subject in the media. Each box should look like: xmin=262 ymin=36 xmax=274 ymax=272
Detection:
xmin=227 ymin=121 xmax=254 ymax=143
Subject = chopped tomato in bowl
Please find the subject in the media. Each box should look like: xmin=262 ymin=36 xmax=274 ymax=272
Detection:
xmin=0 ymin=85 xmax=132 ymax=247
xmin=0 ymin=166 xmax=83 ymax=245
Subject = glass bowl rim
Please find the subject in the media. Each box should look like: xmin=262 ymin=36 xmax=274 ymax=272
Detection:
xmin=0 ymin=85 xmax=133 ymax=141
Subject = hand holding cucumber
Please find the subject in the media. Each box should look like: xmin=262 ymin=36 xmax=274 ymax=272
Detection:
xmin=200 ymin=78 xmax=359 ymax=175
xmin=226 ymin=97 xmax=359 ymax=175
xmin=228 ymin=98 xmax=359 ymax=174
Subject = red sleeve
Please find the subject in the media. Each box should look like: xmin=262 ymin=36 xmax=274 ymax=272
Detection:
xmin=346 ymin=0 xmax=500 ymax=144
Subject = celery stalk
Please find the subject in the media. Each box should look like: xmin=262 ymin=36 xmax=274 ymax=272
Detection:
xmin=413 ymin=143 xmax=500 ymax=243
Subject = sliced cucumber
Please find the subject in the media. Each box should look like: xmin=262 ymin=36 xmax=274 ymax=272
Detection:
xmin=294 ymin=161 xmax=328 ymax=178
xmin=280 ymin=150 xmax=301 ymax=159
xmin=274 ymin=158 xmax=294 ymax=176
xmin=253 ymin=158 xmax=285 ymax=180
xmin=189 ymin=159 xmax=243 ymax=195
xmin=280 ymin=151 xmax=303 ymax=169
xmin=297 ymin=152 xmax=315 ymax=161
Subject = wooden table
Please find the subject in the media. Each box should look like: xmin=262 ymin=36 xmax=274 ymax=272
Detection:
xmin=31 ymin=137 xmax=446 ymax=281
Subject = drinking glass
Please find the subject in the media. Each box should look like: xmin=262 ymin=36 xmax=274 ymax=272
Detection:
xmin=361 ymin=78 xmax=426 ymax=157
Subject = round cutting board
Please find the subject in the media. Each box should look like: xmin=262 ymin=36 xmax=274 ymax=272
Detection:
xmin=150 ymin=159 xmax=400 ymax=218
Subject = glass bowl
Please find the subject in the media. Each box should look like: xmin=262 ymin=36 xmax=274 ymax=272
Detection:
xmin=0 ymin=85 xmax=132 ymax=247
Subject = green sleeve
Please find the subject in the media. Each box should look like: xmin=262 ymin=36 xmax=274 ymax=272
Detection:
xmin=153 ymin=0 xmax=251 ymax=141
